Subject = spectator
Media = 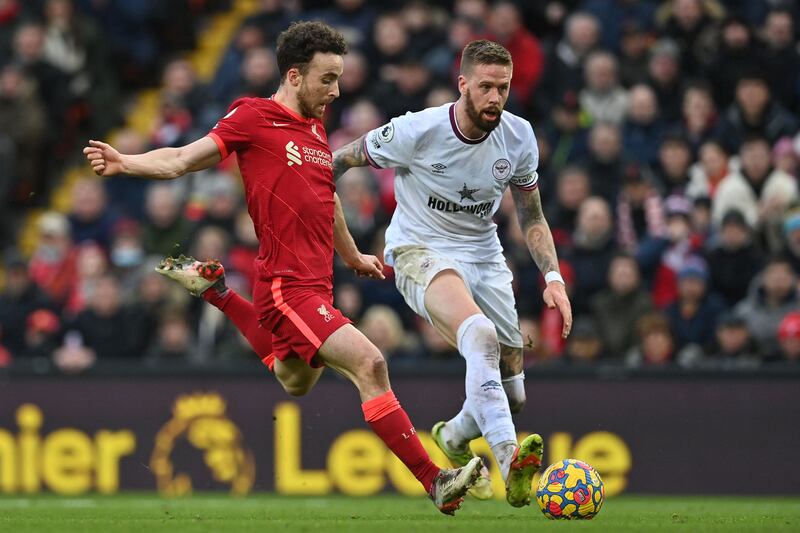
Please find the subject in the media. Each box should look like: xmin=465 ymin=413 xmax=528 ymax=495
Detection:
xmin=686 ymin=139 xmax=731 ymax=200
xmin=678 ymin=82 xmax=718 ymax=155
xmin=649 ymin=132 xmax=693 ymax=196
xmin=655 ymin=0 xmax=723 ymax=76
xmin=664 ymin=255 xmax=726 ymax=350
xmin=359 ymin=304 xmax=416 ymax=359
xmin=565 ymin=196 xmax=618 ymax=314
xmin=66 ymin=241 xmax=109 ymax=315
xmin=232 ymin=46 xmax=278 ymax=100
xmin=615 ymin=166 xmax=666 ymax=255
xmin=540 ymin=91 xmax=589 ymax=173
xmin=622 ymin=84 xmax=664 ymax=166
xmin=581 ymin=0 xmax=657 ymax=54
xmin=368 ymin=13 xmax=411 ymax=83
xmin=534 ymin=11 xmax=600 ymax=119
xmin=23 ymin=308 xmax=62 ymax=360
xmin=401 ymin=1 xmax=449 ymax=69
xmin=781 ymin=209 xmax=800 ymax=274
xmin=0 ymin=64 xmax=46 ymax=204
xmin=369 ymin=59 xmax=431 ymax=118
xmin=716 ymin=73 xmax=799 ymax=154
xmin=706 ymin=15 xmax=760 ymax=109
xmin=625 ymin=311 xmax=676 ymax=366
xmin=582 ymin=122 xmax=626 ymax=203
xmin=563 ymin=316 xmax=606 ymax=364
xmin=735 ymin=256 xmax=800 ymax=356
xmin=326 ymin=49 xmax=369 ymax=130
xmin=712 ymin=136 xmax=798 ymax=249
xmin=772 ymin=137 xmax=798 ymax=179
xmin=28 ymin=211 xmax=77 ymax=305
xmin=759 ymin=8 xmax=800 ymax=112
xmin=145 ymin=313 xmax=195 ymax=363
xmin=315 ymin=0 xmax=376 ymax=50
xmin=142 ymin=183 xmax=192 ymax=257
xmin=12 ymin=23 xmax=69 ymax=132
xmin=68 ymin=177 xmax=117 ymax=249
xmin=545 ymin=165 xmax=592 ymax=248
xmin=0 ymin=253 xmax=54 ymax=356
xmin=644 ymin=195 xmax=701 ymax=308
xmin=776 ymin=311 xmax=800 ymax=363
xmin=591 ymin=253 xmax=655 ymax=356
xmin=579 ymin=51 xmax=629 ymax=126
xmin=193 ymin=175 xmax=241 ymax=237
xmin=103 ymin=129 xmax=150 ymax=218
xmin=646 ymin=39 xmax=683 ymax=123
xmin=228 ymin=210 xmax=259 ymax=292
xmin=486 ymin=0 xmax=544 ymax=109
xmin=212 ymin=25 xmax=266 ymax=104
xmin=618 ymin=19 xmax=654 ymax=86
xmin=702 ymin=312 xmax=760 ymax=368
xmin=706 ymin=209 xmax=763 ymax=307
xmin=66 ymin=274 xmax=144 ymax=359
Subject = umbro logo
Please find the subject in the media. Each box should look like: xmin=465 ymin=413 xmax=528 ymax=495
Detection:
xmin=286 ymin=141 xmax=302 ymax=166
xmin=480 ymin=380 xmax=502 ymax=391
xmin=431 ymin=162 xmax=447 ymax=175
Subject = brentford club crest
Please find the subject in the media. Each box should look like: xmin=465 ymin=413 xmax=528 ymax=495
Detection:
xmin=492 ymin=158 xmax=511 ymax=181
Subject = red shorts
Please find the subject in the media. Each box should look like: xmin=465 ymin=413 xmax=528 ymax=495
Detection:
xmin=255 ymin=277 xmax=350 ymax=368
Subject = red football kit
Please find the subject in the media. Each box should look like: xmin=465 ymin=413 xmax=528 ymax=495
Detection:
xmin=201 ymin=96 xmax=441 ymax=496
xmin=207 ymin=97 xmax=349 ymax=367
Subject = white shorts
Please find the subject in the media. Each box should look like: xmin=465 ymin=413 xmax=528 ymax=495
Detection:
xmin=392 ymin=246 xmax=523 ymax=348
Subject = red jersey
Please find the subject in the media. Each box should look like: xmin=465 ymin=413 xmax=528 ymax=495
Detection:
xmin=207 ymin=97 xmax=335 ymax=289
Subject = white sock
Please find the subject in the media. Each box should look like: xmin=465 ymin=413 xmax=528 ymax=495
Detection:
xmin=492 ymin=441 xmax=518 ymax=479
xmin=502 ymin=372 xmax=526 ymax=413
xmin=440 ymin=400 xmax=481 ymax=452
xmin=457 ymin=313 xmax=518 ymax=476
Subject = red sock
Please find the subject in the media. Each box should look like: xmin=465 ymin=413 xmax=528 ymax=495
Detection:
xmin=362 ymin=391 xmax=440 ymax=492
xmin=204 ymin=288 xmax=274 ymax=370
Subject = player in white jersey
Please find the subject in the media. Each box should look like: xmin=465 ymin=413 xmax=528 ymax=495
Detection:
xmin=332 ymin=40 xmax=572 ymax=508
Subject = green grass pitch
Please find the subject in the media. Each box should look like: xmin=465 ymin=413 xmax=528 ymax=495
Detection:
xmin=1 ymin=494 xmax=798 ymax=532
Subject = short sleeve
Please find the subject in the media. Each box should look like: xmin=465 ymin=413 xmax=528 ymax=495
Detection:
xmin=207 ymin=103 xmax=258 ymax=159
xmin=510 ymin=121 xmax=540 ymax=191
xmin=363 ymin=112 xmax=417 ymax=169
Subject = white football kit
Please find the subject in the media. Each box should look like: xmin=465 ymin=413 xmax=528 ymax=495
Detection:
xmin=363 ymin=102 xmax=539 ymax=347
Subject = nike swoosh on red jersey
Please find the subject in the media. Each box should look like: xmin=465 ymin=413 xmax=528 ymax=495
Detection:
xmin=273 ymin=122 xmax=290 ymax=127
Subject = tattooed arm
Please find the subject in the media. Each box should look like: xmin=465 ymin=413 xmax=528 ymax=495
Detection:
xmin=510 ymin=185 xmax=573 ymax=337
xmin=332 ymin=135 xmax=369 ymax=181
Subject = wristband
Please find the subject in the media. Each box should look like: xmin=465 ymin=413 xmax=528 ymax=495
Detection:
xmin=544 ymin=271 xmax=565 ymax=285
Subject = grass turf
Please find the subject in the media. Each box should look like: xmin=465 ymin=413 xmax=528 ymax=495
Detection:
xmin=1 ymin=494 xmax=798 ymax=532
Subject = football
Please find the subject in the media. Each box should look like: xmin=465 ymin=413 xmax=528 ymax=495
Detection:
xmin=535 ymin=459 xmax=605 ymax=520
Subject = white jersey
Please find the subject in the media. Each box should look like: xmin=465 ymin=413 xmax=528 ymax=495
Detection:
xmin=363 ymin=102 xmax=539 ymax=265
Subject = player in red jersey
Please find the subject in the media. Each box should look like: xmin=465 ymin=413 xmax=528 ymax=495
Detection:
xmin=83 ymin=21 xmax=480 ymax=514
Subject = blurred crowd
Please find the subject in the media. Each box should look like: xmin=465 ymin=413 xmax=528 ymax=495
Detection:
xmin=3 ymin=0 xmax=800 ymax=373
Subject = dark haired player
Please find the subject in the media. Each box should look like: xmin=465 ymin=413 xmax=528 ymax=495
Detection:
xmin=84 ymin=21 xmax=480 ymax=514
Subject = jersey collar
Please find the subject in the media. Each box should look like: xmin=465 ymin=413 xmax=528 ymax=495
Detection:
xmin=449 ymin=103 xmax=489 ymax=145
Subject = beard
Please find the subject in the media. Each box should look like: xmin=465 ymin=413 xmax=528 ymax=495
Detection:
xmin=464 ymin=88 xmax=503 ymax=133
xmin=297 ymin=81 xmax=321 ymax=119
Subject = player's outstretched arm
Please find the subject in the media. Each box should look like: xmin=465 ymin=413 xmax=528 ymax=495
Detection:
xmin=333 ymin=193 xmax=384 ymax=280
xmin=510 ymin=185 xmax=573 ymax=338
xmin=83 ymin=136 xmax=222 ymax=179
xmin=332 ymin=135 xmax=369 ymax=181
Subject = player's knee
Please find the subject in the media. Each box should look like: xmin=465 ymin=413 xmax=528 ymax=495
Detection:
xmin=354 ymin=352 xmax=388 ymax=386
xmin=462 ymin=314 xmax=500 ymax=365
xmin=282 ymin=382 xmax=312 ymax=397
